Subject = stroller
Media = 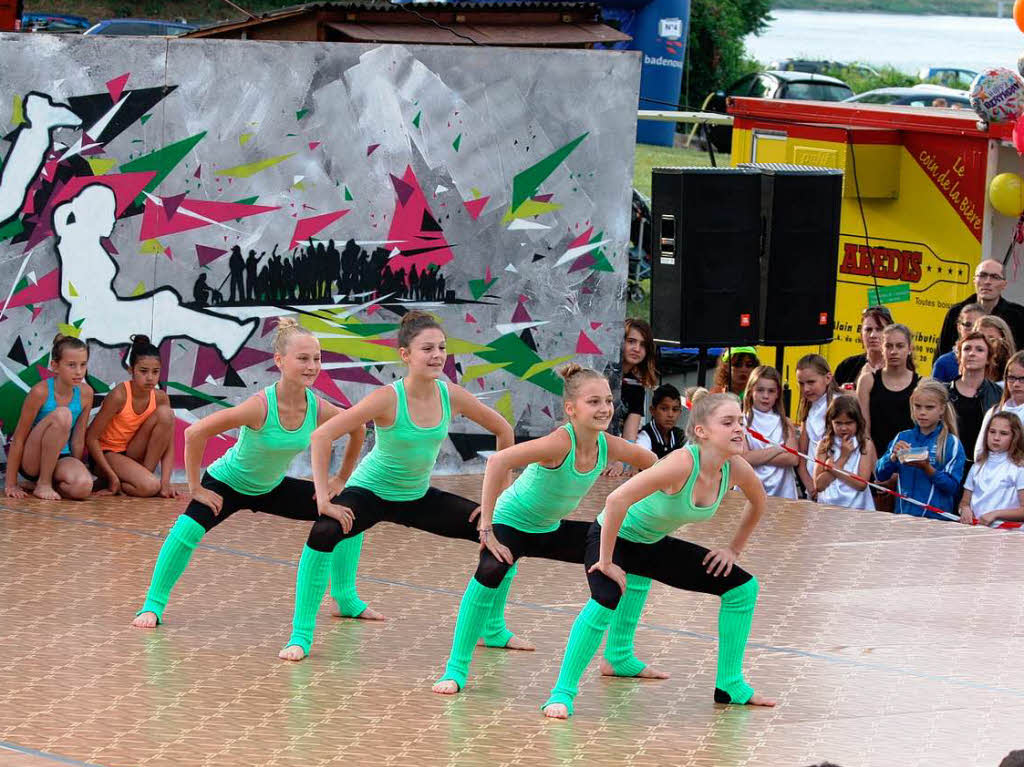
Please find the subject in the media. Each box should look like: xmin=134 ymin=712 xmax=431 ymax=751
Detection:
xmin=628 ymin=188 xmax=652 ymax=304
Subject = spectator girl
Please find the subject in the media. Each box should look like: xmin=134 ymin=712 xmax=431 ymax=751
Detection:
xmin=857 ymin=323 xmax=920 ymax=461
xmin=795 ymin=354 xmax=839 ymax=500
xmin=974 ymin=351 xmax=1024 ymax=461
xmin=604 ymin=318 xmax=658 ymax=476
xmin=741 ymin=366 xmax=798 ymax=499
xmin=711 ymin=347 xmax=760 ymax=398
xmin=959 ymin=411 xmax=1024 ymax=526
xmin=814 ymin=396 xmax=876 ymax=511
xmin=947 ymin=331 xmax=1001 ymax=468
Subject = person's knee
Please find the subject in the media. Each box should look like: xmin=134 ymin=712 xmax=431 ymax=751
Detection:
xmin=722 ymin=574 xmax=758 ymax=606
xmin=155 ymin=405 xmax=174 ymax=428
xmin=62 ymin=475 xmax=93 ymax=500
xmin=474 ymin=555 xmax=509 ymax=589
xmin=49 ymin=406 xmax=73 ymax=431
xmin=309 ymin=517 xmax=343 ymax=552
xmin=127 ymin=473 xmax=161 ymax=497
xmin=184 ymin=506 xmax=218 ymax=532
xmin=591 ymin=581 xmax=623 ymax=610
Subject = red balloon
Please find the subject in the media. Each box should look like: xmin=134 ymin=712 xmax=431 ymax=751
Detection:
xmin=1015 ymin=112 xmax=1024 ymax=155
xmin=1016 ymin=0 xmax=1024 ymax=34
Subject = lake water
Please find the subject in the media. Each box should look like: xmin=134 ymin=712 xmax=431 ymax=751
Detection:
xmin=745 ymin=10 xmax=1024 ymax=75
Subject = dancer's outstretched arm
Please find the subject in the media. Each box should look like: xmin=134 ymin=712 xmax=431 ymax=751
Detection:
xmin=315 ymin=398 xmax=366 ymax=496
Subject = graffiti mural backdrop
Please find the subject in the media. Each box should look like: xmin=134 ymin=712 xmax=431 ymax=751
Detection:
xmin=0 ymin=35 xmax=641 ymax=474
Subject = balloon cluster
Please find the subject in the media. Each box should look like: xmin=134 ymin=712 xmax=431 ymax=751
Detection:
xmin=980 ymin=1 xmax=1024 ymax=216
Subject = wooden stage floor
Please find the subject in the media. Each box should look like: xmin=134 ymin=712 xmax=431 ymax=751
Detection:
xmin=2 ymin=475 xmax=1023 ymax=767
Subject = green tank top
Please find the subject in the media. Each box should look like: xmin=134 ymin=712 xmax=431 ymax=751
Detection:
xmin=598 ymin=444 xmax=729 ymax=544
xmin=493 ymin=424 xmax=608 ymax=534
xmin=347 ymin=378 xmax=450 ymax=501
xmin=207 ymin=384 xmax=317 ymax=495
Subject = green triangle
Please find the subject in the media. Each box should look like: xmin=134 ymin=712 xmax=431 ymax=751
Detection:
xmin=412 ymin=111 xmax=422 ymax=129
xmin=140 ymin=114 xmax=152 ymax=125
xmin=296 ymin=108 xmax=310 ymax=120
xmin=232 ymin=196 xmax=259 ymax=205
xmin=72 ymin=317 xmax=85 ymax=328
xmin=452 ymin=133 xmax=462 ymax=152
xmin=120 ymin=131 xmax=208 ymax=204
xmin=476 ymin=334 xmax=563 ymax=396
xmin=164 ymin=380 xmax=231 ymax=407
xmin=508 ymin=132 xmax=588 ymax=218
xmin=468 ymin=277 xmax=498 ymax=301
xmin=14 ymin=276 xmax=28 ymax=292
xmin=344 ymin=186 xmax=353 ymax=201
xmin=86 ymin=374 xmax=110 ymax=394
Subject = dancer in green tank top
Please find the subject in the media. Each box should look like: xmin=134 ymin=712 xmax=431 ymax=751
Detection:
xmin=131 ymin=318 xmax=371 ymax=629
xmin=279 ymin=311 xmax=518 ymax=661
xmin=432 ymin=363 xmax=659 ymax=695
xmin=542 ymin=393 xmax=776 ymax=718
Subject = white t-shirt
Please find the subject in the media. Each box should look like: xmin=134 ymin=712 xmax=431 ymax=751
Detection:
xmin=746 ymin=409 xmax=797 ymax=500
xmin=817 ymin=436 xmax=875 ymax=511
xmin=964 ymin=451 xmax=1024 ymax=519
xmin=974 ymin=400 xmax=1024 ymax=461
xmin=803 ymin=395 xmax=830 ymax=477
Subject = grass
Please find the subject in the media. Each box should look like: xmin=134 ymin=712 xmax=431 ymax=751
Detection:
xmin=628 ymin=142 xmax=729 ymax=320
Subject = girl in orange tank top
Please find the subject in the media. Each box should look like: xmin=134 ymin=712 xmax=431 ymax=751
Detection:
xmin=86 ymin=335 xmax=178 ymax=497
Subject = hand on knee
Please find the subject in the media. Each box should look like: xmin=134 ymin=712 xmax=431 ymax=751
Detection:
xmin=309 ymin=517 xmax=343 ymax=551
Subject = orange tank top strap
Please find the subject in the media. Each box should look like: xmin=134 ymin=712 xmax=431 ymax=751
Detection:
xmin=98 ymin=381 xmax=158 ymax=453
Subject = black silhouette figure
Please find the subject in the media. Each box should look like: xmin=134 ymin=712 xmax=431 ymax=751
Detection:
xmin=228 ymin=245 xmax=245 ymax=303
xmin=245 ymin=249 xmax=263 ymax=301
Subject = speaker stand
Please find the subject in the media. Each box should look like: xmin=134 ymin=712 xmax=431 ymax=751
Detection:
xmin=696 ymin=346 xmax=708 ymax=388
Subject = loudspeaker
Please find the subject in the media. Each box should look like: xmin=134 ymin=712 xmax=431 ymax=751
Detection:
xmin=750 ymin=165 xmax=842 ymax=346
xmin=650 ymin=167 xmax=763 ymax=346
xmin=650 ymin=165 xmax=842 ymax=347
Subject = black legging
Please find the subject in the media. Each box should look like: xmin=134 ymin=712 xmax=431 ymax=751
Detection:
xmin=185 ymin=472 xmax=319 ymax=532
xmin=585 ymin=521 xmax=752 ymax=609
xmin=306 ymin=485 xmax=479 ymax=552
xmin=473 ymin=520 xmax=592 ymax=588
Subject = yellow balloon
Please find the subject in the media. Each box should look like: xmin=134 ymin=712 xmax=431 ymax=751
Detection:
xmin=990 ymin=172 xmax=1024 ymax=217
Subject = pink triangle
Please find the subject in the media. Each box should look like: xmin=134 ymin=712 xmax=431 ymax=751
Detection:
xmin=195 ymin=244 xmax=228 ymax=267
xmin=261 ymin=317 xmax=277 ymax=337
xmin=511 ymin=301 xmax=531 ymax=323
xmin=101 ymin=237 xmax=119 ymax=255
xmin=308 ymin=141 xmax=321 ymax=150
xmin=463 ymin=196 xmax=490 ymax=221
xmin=443 ymin=355 xmax=458 ymax=384
xmin=484 ymin=266 xmax=492 ymax=282
xmin=31 ymin=306 xmax=43 ymax=322
xmin=191 ymin=346 xmax=227 ymax=387
xmin=390 ymin=173 xmax=415 ymax=206
xmin=576 ymin=331 xmax=602 ymax=355
xmin=36 ymin=365 xmax=54 ymax=380
xmin=163 ymin=247 xmax=173 ymax=260
xmin=367 ymin=143 xmax=380 ymax=156
xmin=541 ymin=406 xmax=553 ymax=419
xmin=139 ymin=198 xmax=279 ymax=240
xmin=173 ymin=417 xmax=234 ymax=470
xmin=312 ymin=369 xmax=352 ymax=408
xmin=366 ymin=303 xmax=381 ymax=316
xmin=465 ymin=312 xmax=477 ymax=323
xmin=162 ymin=192 xmax=187 ymax=220
xmin=106 ymin=73 xmax=130 ymax=103
xmin=193 ymin=165 xmax=202 ymax=179
xmin=288 ymin=209 xmax=350 ymax=250
xmin=590 ymin=321 xmax=602 ymax=330
xmin=532 ymin=194 xmax=553 ymax=203
xmin=6 ymin=269 xmax=59 ymax=309
xmin=230 ymin=346 xmax=275 ymax=372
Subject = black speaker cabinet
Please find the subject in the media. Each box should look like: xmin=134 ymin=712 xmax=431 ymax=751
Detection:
xmin=651 ymin=165 xmax=842 ymax=347
xmin=650 ymin=167 xmax=763 ymax=347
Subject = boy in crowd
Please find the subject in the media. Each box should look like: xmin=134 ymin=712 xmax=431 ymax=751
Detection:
xmin=636 ymin=384 xmax=685 ymax=458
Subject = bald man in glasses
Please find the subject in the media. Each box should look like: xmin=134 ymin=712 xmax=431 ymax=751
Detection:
xmin=934 ymin=259 xmax=1024 ymax=363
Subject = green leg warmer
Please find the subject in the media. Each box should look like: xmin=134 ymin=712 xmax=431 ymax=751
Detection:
xmin=479 ymin=563 xmax=518 ymax=647
xmin=542 ymin=599 xmax=615 ymax=716
xmin=603 ymin=573 xmax=652 ymax=677
xmin=136 ymin=515 xmax=206 ymax=622
xmin=283 ymin=545 xmax=331 ymax=655
xmin=329 ymin=533 xmax=367 ymax=617
xmin=714 ymin=576 xmax=759 ymax=704
xmin=437 ymin=577 xmax=498 ymax=690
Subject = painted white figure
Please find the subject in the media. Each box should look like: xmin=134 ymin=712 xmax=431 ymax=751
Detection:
xmin=53 ymin=184 xmax=257 ymax=360
xmin=0 ymin=93 xmax=80 ymax=225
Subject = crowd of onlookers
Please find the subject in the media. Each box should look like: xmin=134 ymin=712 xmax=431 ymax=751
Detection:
xmin=613 ymin=258 xmax=1024 ymax=527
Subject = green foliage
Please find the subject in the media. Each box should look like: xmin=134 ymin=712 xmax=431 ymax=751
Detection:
xmin=683 ymin=0 xmax=773 ymax=108
xmin=822 ymin=64 xmax=918 ymax=94
xmin=771 ymin=0 xmax=996 ymax=15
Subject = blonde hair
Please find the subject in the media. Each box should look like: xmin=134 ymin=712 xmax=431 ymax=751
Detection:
xmin=910 ymin=378 xmax=959 ymax=464
xmin=684 ymin=385 xmax=709 ymax=406
xmin=999 ymin=350 xmax=1024 ymax=407
xmin=742 ymin=365 xmax=791 ymax=442
xmin=273 ymin=317 xmax=314 ymax=355
xmin=51 ymin=332 xmax=88 ymax=363
xmin=795 ymin=353 xmax=838 ymax=424
xmin=685 ymin=392 xmax=737 ymax=443
xmin=882 ymin=323 xmax=915 ymax=372
xmin=978 ymin=411 xmax=1024 ymax=466
xmin=558 ymin=363 xmax=606 ymax=403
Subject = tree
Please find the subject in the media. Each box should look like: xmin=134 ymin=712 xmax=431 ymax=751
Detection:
xmin=683 ymin=0 xmax=773 ymax=108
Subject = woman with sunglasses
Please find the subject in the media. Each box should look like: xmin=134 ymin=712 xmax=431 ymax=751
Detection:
xmin=711 ymin=347 xmax=760 ymax=398
xmin=835 ymin=306 xmax=893 ymax=386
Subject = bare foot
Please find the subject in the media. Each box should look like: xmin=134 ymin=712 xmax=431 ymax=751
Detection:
xmin=431 ymin=680 xmax=459 ymax=695
xmin=32 ymin=484 xmax=61 ymax=501
xmin=599 ymin=658 xmax=670 ymax=679
xmin=278 ymin=645 xmax=307 ymax=662
xmin=131 ymin=612 xmax=158 ymax=629
xmin=331 ymin=605 xmax=387 ymax=620
xmin=747 ymin=692 xmax=777 ymax=707
xmin=478 ymin=635 xmax=535 ymax=651
xmin=542 ymin=703 xmax=570 ymax=720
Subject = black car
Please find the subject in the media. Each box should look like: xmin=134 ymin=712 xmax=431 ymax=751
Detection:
xmin=705 ymin=70 xmax=854 ymax=152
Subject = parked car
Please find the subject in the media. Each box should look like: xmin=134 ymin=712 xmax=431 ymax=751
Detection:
xmin=844 ymin=86 xmax=971 ymax=108
xmin=83 ymin=18 xmax=196 ymax=36
xmin=918 ymin=67 xmax=977 ymax=89
xmin=705 ymin=70 xmax=854 ymax=152
xmin=771 ymin=58 xmax=879 ymax=78
xmin=22 ymin=12 xmax=90 ymax=32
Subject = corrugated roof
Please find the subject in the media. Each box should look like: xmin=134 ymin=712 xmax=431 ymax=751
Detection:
xmin=326 ymin=19 xmax=628 ymax=45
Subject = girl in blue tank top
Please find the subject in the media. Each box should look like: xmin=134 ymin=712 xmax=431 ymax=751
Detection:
xmin=130 ymin=318 xmax=368 ymax=630
xmin=4 ymin=333 xmax=94 ymax=501
xmin=280 ymin=311 xmax=516 ymax=661
xmin=542 ymin=393 xmax=776 ymax=719
xmin=432 ymin=363 xmax=658 ymax=695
